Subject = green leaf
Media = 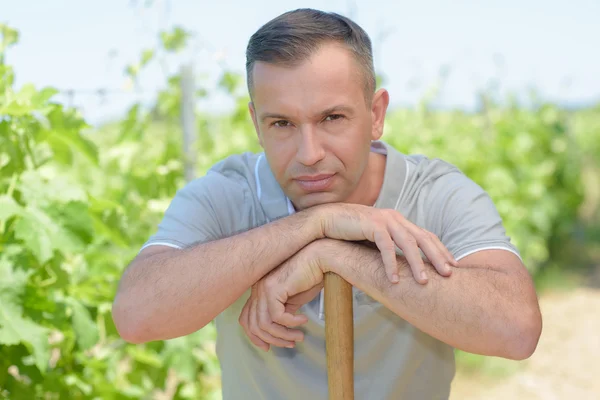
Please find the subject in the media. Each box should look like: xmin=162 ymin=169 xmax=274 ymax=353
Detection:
xmin=0 ymin=24 xmax=19 ymax=53
xmin=0 ymin=195 xmax=22 ymax=221
xmin=32 ymin=87 xmax=59 ymax=109
xmin=218 ymin=71 xmax=242 ymax=95
xmin=89 ymin=213 xmax=129 ymax=248
xmin=19 ymin=168 xmax=88 ymax=205
xmin=0 ymin=256 xmax=29 ymax=293
xmin=14 ymin=205 xmax=84 ymax=263
xmin=0 ymin=65 xmax=15 ymax=93
xmin=46 ymin=201 xmax=95 ymax=246
xmin=140 ymin=49 xmax=154 ymax=67
xmin=126 ymin=346 xmax=163 ymax=368
xmin=45 ymin=133 xmax=74 ymax=165
xmin=45 ymin=108 xmax=98 ymax=165
xmin=160 ymin=26 xmax=189 ymax=52
xmin=13 ymin=213 xmax=54 ymax=263
xmin=88 ymin=195 xmax=125 ymax=214
xmin=125 ymin=64 xmax=139 ymax=78
xmin=65 ymin=298 xmax=99 ymax=351
xmin=0 ymin=260 xmax=50 ymax=373
xmin=64 ymin=374 xmax=93 ymax=395
xmin=163 ymin=336 xmax=198 ymax=381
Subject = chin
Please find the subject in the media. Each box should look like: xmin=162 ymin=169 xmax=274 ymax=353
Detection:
xmin=294 ymin=191 xmax=344 ymax=210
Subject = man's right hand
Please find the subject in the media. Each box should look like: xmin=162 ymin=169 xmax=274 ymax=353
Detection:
xmin=312 ymin=203 xmax=458 ymax=284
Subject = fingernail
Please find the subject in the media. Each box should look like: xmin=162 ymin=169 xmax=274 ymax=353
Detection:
xmin=420 ymin=271 xmax=428 ymax=282
xmin=392 ymin=273 xmax=399 ymax=283
xmin=445 ymin=263 xmax=451 ymax=273
xmin=287 ymin=344 xmax=295 ymax=349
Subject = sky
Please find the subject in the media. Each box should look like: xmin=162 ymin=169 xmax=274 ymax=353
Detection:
xmin=2 ymin=0 xmax=599 ymax=126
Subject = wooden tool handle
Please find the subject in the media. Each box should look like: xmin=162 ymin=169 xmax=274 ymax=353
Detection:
xmin=324 ymin=272 xmax=354 ymax=400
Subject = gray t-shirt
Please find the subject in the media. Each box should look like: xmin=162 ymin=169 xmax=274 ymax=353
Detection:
xmin=142 ymin=140 xmax=520 ymax=400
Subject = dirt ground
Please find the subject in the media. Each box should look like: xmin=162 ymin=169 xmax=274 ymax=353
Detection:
xmin=449 ymin=287 xmax=600 ymax=400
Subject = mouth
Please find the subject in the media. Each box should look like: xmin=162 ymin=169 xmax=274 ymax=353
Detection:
xmin=293 ymin=173 xmax=336 ymax=191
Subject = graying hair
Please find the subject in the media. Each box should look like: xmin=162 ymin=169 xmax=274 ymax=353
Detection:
xmin=245 ymin=8 xmax=376 ymax=103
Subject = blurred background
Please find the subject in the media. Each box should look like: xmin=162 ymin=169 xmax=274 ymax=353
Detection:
xmin=1 ymin=1 xmax=599 ymax=399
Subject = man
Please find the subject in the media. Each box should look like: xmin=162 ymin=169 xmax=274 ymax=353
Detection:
xmin=112 ymin=8 xmax=542 ymax=400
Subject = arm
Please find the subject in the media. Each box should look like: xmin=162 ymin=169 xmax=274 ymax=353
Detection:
xmin=115 ymin=198 xmax=455 ymax=345
xmin=113 ymin=209 xmax=320 ymax=344
xmin=323 ymin=239 xmax=542 ymax=360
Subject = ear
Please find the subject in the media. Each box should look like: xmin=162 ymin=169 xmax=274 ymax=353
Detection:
xmin=370 ymin=88 xmax=389 ymax=141
xmin=248 ymin=101 xmax=263 ymax=148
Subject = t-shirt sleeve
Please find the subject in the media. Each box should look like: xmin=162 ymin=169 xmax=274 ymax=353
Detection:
xmin=140 ymin=171 xmax=250 ymax=252
xmin=427 ymin=171 xmax=521 ymax=262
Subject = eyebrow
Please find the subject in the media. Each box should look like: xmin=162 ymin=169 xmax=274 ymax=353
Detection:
xmin=259 ymin=105 xmax=355 ymax=123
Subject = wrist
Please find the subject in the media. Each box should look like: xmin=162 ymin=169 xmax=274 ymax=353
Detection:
xmin=294 ymin=206 xmax=325 ymax=242
xmin=305 ymin=203 xmax=337 ymax=240
xmin=312 ymin=238 xmax=344 ymax=274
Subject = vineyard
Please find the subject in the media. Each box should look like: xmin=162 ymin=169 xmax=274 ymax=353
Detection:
xmin=1 ymin=22 xmax=599 ymax=399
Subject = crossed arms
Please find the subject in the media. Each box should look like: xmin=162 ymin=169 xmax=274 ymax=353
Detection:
xmin=112 ymin=203 xmax=542 ymax=360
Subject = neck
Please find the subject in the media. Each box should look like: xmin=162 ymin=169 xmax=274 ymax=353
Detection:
xmin=345 ymin=151 xmax=386 ymax=206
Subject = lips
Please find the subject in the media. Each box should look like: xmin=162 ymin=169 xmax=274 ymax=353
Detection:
xmin=294 ymin=174 xmax=335 ymax=191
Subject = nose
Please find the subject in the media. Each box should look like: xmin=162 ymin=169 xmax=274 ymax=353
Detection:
xmin=296 ymin=125 xmax=325 ymax=166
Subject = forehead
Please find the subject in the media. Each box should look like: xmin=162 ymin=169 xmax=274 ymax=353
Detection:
xmin=251 ymin=43 xmax=366 ymax=114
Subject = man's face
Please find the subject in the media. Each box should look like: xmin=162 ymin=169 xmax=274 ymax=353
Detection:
xmin=249 ymin=42 xmax=388 ymax=210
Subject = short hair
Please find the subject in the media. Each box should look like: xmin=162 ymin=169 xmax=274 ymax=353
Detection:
xmin=245 ymin=8 xmax=376 ymax=103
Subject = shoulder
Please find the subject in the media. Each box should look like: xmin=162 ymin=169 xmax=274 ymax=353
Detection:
xmin=182 ymin=151 xmax=263 ymax=197
xmin=174 ymin=151 xmax=266 ymax=222
xmin=178 ymin=152 xmax=267 ymax=235
xmin=205 ymin=151 xmax=262 ymax=186
xmin=404 ymin=153 xmax=463 ymax=186
xmin=390 ymin=146 xmax=479 ymax=202
xmin=386 ymin=143 xmax=494 ymax=223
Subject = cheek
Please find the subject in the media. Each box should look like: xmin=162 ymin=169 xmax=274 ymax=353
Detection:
xmin=332 ymin=124 xmax=371 ymax=158
xmin=263 ymin=138 xmax=296 ymax=178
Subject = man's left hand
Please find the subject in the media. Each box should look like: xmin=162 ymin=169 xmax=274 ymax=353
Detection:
xmin=238 ymin=240 xmax=329 ymax=351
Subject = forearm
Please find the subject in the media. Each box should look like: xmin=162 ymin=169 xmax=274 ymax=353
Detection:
xmin=114 ymin=210 xmax=321 ymax=343
xmin=325 ymin=241 xmax=540 ymax=360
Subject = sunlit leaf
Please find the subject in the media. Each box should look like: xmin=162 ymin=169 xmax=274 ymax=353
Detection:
xmin=160 ymin=26 xmax=189 ymax=52
xmin=0 ymin=260 xmax=50 ymax=373
xmin=140 ymin=49 xmax=154 ymax=67
xmin=13 ymin=212 xmax=54 ymax=264
xmin=0 ymin=195 xmax=22 ymax=221
xmin=65 ymin=297 xmax=99 ymax=351
xmin=0 ymin=24 xmax=19 ymax=52
xmin=46 ymin=108 xmax=98 ymax=165
xmin=218 ymin=71 xmax=242 ymax=95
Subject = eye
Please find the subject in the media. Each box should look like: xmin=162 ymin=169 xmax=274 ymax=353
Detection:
xmin=273 ymin=120 xmax=292 ymax=128
xmin=324 ymin=114 xmax=344 ymax=122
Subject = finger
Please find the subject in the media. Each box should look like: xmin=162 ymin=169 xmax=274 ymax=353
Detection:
xmin=248 ymin=331 xmax=270 ymax=351
xmin=266 ymin=291 xmax=310 ymax=328
xmin=373 ymin=227 xmax=400 ymax=283
xmin=430 ymin=232 xmax=457 ymax=271
xmin=442 ymin=240 xmax=459 ymax=266
xmin=408 ymin=226 xmax=452 ymax=277
xmin=258 ymin=295 xmax=305 ymax=342
xmin=285 ymin=302 xmax=308 ymax=316
xmin=261 ymin=319 xmax=305 ymax=343
xmin=240 ymin=301 xmax=270 ymax=351
xmin=414 ymin=225 xmax=457 ymax=268
xmin=423 ymin=229 xmax=458 ymax=274
xmin=393 ymin=211 xmax=457 ymax=268
xmin=390 ymin=224 xmax=428 ymax=284
xmin=250 ymin=296 xmax=296 ymax=349
xmin=421 ymin=228 xmax=458 ymax=267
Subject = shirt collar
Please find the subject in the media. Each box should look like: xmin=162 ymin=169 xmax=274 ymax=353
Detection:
xmin=255 ymin=154 xmax=293 ymax=222
xmin=372 ymin=141 xmax=408 ymax=210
